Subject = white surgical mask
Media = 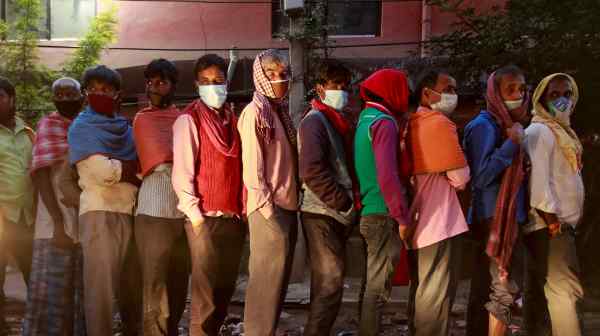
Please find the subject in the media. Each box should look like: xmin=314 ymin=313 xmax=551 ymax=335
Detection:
xmin=504 ymin=99 xmax=523 ymax=111
xmin=322 ymin=90 xmax=349 ymax=111
xmin=430 ymin=91 xmax=458 ymax=115
xmin=198 ymin=85 xmax=227 ymax=109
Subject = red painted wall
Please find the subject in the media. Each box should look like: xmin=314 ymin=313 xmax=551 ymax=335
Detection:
xmin=37 ymin=0 xmax=507 ymax=70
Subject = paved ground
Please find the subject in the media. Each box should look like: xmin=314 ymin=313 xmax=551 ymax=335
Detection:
xmin=5 ymin=270 xmax=600 ymax=335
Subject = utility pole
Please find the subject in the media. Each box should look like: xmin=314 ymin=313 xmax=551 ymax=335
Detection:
xmin=284 ymin=0 xmax=305 ymax=127
xmin=284 ymin=0 xmax=307 ymax=284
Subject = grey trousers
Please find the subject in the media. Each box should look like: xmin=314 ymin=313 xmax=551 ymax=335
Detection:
xmin=79 ymin=211 xmax=142 ymax=336
xmin=301 ymin=212 xmax=349 ymax=336
xmin=244 ymin=207 xmax=298 ymax=336
xmin=408 ymin=234 xmax=462 ymax=336
xmin=523 ymin=227 xmax=583 ymax=336
xmin=358 ymin=215 xmax=402 ymax=336
xmin=134 ymin=215 xmax=190 ymax=336
xmin=186 ymin=217 xmax=245 ymax=336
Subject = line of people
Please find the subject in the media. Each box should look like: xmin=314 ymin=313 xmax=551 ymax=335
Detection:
xmin=0 ymin=49 xmax=585 ymax=336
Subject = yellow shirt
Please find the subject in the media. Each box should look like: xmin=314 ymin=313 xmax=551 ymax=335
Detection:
xmin=0 ymin=117 xmax=35 ymax=231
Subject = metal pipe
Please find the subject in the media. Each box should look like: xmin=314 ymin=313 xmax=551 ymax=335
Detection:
xmin=420 ymin=0 xmax=431 ymax=58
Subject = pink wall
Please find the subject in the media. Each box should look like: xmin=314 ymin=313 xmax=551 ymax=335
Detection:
xmin=37 ymin=0 xmax=507 ymax=70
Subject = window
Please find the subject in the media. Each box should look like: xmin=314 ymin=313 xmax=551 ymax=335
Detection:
xmin=272 ymin=0 xmax=381 ymax=37
xmin=1 ymin=0 xmax=96 ymax=40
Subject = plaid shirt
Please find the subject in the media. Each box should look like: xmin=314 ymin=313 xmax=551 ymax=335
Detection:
xmin=31 ymin=112 xmax=71 ymax=173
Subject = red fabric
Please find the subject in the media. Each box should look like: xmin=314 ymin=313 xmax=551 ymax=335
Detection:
xmin=187 ymin=101 xmax=243 ymax=215
xmin=184 ymin=100 xmax=240 ymax=157
xmin=392 ymin=247 xmax=410 ymax=286
xmin=133 ymin=105 xmax=182 ymax=177
xmin=31 ymin=112 xmax=71 ymax=173
xmin=311 ymin=98 xmax=362 ymax=210
xmin=484 ymin=72 xmax=527 ymax=281
xmin=360 ymin=69 xmax=410 ymax=119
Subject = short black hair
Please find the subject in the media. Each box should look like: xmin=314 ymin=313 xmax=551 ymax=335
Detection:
xmin=194 ymin=54 xmax=227 ymax=78
xmin=0 ymin=77 xmax=15 ymax=98
xmin=315 ymin=59 xmax=352 ymax=86
xmin=494 ymin=65 xmax=525 ymax=87
xmin=82 ymin=65 xmax=122 ymax=91
xmin=144 ymin=58 xmax=178 ymax=85
xmin=413 ymin=69 xmax=449 ymax=105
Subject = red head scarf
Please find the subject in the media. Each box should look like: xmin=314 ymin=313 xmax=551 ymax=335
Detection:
xmin=486 ymin=72 xmax=530 ymax=131
xmin=484 ymin=71 xmax=528 ymax=281
xmin=359 ymin=69 xmax=410 ymax=119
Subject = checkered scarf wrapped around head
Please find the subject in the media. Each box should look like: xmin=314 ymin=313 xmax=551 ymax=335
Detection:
xmin=251 ymin=50 xmax=296 ymax=147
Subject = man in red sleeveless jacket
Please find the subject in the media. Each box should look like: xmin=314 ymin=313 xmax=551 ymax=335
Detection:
xmin=172 ymin=54 xmax=245 ymax=336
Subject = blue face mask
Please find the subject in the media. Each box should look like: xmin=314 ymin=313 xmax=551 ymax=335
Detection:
xmin=549 ymin=96 xmax=572 ymax=114
xmin=548 ymin=96 xmax=573 ymax=125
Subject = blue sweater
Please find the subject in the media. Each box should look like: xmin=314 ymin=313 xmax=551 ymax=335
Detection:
xmin=463 ymin=111 xmax=528 ymax=225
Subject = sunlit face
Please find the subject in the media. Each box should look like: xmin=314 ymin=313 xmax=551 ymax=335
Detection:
xmin=146 ymin=76 xmax=173 ymax=96
xmin=499 ymin=73 xmax=526 ymax=101
xmin=196 ymin=65 xmax=226 ymax=86
xmin=316 ymin=79 xmax=349 ymax=101
xmin=423 ymin=73 xmax=457 ymax=106
xmin=264 ymin=62 xmax=290 ymax=99
xmin=85 ymin=79 xmax=119 ymax=98
xmin=53 ymin=85 xmax=82 ymax=102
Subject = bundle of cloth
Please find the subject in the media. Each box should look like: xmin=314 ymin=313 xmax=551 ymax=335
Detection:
xmin=408 ymin=107 xmax=467 ymax=175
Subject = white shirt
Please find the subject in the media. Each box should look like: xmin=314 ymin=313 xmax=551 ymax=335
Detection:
xmin=34 ymin=161 xmax=79 ymax=241
xmin=524 ymin=123 xmax=585 ymax=232
xmin=76 ymin=154 xmax=138 ymax=216
xmin=136 ymin=163 xmax=184 ymax=219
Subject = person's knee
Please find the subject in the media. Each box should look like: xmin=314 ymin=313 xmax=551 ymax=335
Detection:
xmin=316 ymin=270 xmax=344 ymax=297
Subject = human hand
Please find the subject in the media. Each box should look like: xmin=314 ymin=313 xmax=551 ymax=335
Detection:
xmin=506 ymin=123 xmax=525 ymax=144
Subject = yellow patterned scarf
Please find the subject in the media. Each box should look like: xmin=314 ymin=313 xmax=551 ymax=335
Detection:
xmin=531 ymin=73 xmax=583 ymax=172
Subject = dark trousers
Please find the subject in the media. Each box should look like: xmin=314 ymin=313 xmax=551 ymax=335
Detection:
xmin=244 ymin=207 xmax=298 ymax=336
xmin=408 ymin=234 xmax=462 ymax=336
xmin=186 ymin=217 xmax=245 ymax=336
xmin=466 ymin=235 xmax=492 ymax=336
xmin=523 ymin=227 xmax=583 ymax=336
xmin=466 ymin=220 xmax=523 ymax=334
xmin=0 ymin=217 xmax=33 ymax=331
xmin=301 ymin=213 xmax=349 ymax=336
xmin=358 ymin=215 xmax=402 ymax=336
xmin=135 ymin=215 xmax=190 ymax=336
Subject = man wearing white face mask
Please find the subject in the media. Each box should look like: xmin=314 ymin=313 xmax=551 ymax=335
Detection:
xmin=522 ymin=73 xmax=584 ymax=336
xmin=297 ymin=60 xmax=358 ymax=335
xmin=172 ymin=54 xmax=245 ymax=335
xmin=238 ymin=49 xmax=299 ymax=336
xmin=406 ymin=70 xmax=470 ymax=336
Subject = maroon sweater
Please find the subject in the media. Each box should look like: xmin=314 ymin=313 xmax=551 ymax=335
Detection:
xmin=189 ymin=110 xmax=243 ymax=215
